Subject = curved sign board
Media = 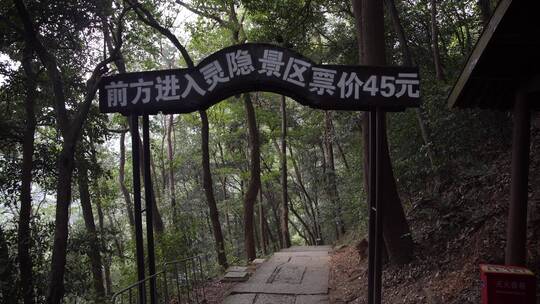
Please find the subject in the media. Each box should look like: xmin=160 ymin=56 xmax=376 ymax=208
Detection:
xmin=99 ymin=43 xmax=420 ymax=114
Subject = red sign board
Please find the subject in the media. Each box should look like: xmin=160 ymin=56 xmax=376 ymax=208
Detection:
xmin=480 ymin=264 xmax=536 ymax=304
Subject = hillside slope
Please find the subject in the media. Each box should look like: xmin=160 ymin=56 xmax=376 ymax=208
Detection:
xmin=329 ymin=127 xmax=540 ymax=304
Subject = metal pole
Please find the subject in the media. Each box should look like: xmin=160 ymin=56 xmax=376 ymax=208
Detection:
xmin=142 ymin=114 xmax=158 ymax=304
xmin=374 ymin=108 xmax=385 ymax=304
xmin=505 ymin=92 xmax=530 ymax=266
xmin=130 ymin=115 xmax=146 ymax=304
xmin=367 ymin=111 xmax=376 ymax=304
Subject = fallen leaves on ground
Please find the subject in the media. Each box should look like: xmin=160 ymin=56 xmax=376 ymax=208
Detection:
xmin=329 ymin=130 xmax=540 ymax=304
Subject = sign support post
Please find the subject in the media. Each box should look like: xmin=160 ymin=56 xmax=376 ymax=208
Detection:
xmin=142 ymin=114 xmax=158 ymax=304
xmin=130 ymin=115 xmax=146 ymax=303
xmin=367 ymin=111 xmax=376 ymax=304
xmin=367 ymin=109 xmax=385 ymax=304
xmin=374 ymin=108 xmax=385 ymax=304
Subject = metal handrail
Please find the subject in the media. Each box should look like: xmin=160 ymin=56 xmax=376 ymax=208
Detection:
xmin=111 ymin=270 xmax=164 ymax=303
xmin=112 ymin=256 xmax=207 ymax=304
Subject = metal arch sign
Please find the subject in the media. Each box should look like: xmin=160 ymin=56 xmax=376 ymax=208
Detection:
xmin=98 ymin=43 xmax=420 ymax=114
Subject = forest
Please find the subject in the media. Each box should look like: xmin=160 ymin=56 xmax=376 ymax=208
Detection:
xmin=1 ymin=0 xmax=538 ymax=303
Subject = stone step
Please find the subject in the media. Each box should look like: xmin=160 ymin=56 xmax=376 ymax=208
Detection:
xmin=222 ymin=271 xmax=250 ymax=282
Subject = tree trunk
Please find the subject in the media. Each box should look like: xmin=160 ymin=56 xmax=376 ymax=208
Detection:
xmin=140 ymin=132 xmax=165 ymax=235
xmin=0 ymin=225 xmax=16 ymax=303
xmin=243 ymin=93 xmax=260 ymax=261
xmin=324 ymin=111 xmax=346 ymax=239
xmin=149 ymin=155 xmax=165 ymax=234
xmin=119 ymin=130 xmax=135 ymax=229
xmin=259 ymin=189 xmax=268 ymax=255
xmin=430 ymin=0 xmax=445 ymax=80
xmin=280 ymin=95 xmax=291 ymax=248
xmin=263 ymin=184 xmax=284 ymax=249
xmin=19 ymin=44 xmax=37 ymax=304
xmin=288 ymin=219 xmax=309 ymax=244
xmin=167 ymin=114 xmax=178 ymax=225
xmin=353 ymin=0 xmax=414 ymax=264
xmin=47 ymin=144 xmax=76 ymax=304
xmin=385 ymin=0 xmax=438 ymax=179
xmin=200 ymin=110 xmax=228 ymax=269
xmin=335 ymin=141 xmax=350 ymax=172
xmin=289 ymin=201 xmax=316 ymax=245
xmin=77 ymin=161 xmax=106 ymax=301
xmin=106 ymin=213 xmax=124 ymax=263
xmin=14 ymin=1 xmax=119 ymax=301
xmin=288 ymin=146 xmax=322 ymax=243
xmin=263 ymin=207 xmax=278 ymax=251
xmin=217 ymin=142 xmax=234 ymax=246
xmin=95 ymin=198 xmax=113 ymax=295
xmin=385 ymin=0 xmax=412 ymax=66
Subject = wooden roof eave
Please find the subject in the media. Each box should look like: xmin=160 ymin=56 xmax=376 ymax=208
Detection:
xmin=447 ymin=0 xmax=512 ymax=109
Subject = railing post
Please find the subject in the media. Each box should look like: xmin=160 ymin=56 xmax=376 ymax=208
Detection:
xmin=191 ymin=258 xmax=200 ymax=303
xmin=198 ymin=256 xmax=206 ymax=300
xmin=174 ymin=262 xmax=181 ymax=303
xmin=112 ymin=257 xmax=207 ymax=304
xmin=184 ymin=260 xmax=192 ymax=303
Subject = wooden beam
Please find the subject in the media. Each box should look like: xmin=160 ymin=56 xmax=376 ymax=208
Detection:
xmin=505 ymin=91 xmax=531 ymax=266
xmin=448 ymin=0 xmax=512 ymax=109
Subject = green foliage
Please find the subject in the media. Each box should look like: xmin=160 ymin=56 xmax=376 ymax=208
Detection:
xmin=0 ymin=0 xmax=515 ymax=301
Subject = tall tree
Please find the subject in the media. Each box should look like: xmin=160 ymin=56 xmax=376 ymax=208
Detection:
xmin=242 ymin=93 xmax=261 ymax=261
xmin=0 ymin=225 xmax=16 ymax=304
xmin=175 ymin=0 xmax=260 ymax=260
xmin=127 ymin=0 xmax=228 ymax=267
xmin=14 ymin=1 xmax=125 ymax=302
xmin=258 ymin=190 xmax=268 ymax=254
xmin=118 ymin=129 xmax=135 ymax=229
xmin=94 ymin=196 xmax=113 ymax=295
xmin=323 ymin=111 xmax=346 ymax=239
xmin=280 ymin=95 xmax=291 ymax=248
xmin=167 ymin=115 xmax=178 ymax=225
xmin=289 ymin=145 xmax=322 ymax=243
xmin=18 ymin=43 xmax=37 ymax=304
xmin=430 ymin=0 xmax=445 ymax=80
xmin=200 ymin=110 xmax=229 ymax=268
xmin=352 ymin=0 xmax=414 ymax=264
xmin=385 ymin=0 xmax=438 ymax=178
xmin=76 ymin=160 xmax=106 ymax=302
xmin=147 ymin=146 xmax=166 ymax=234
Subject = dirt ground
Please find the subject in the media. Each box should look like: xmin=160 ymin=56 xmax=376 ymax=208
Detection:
xmin=203 ymin=279 xmax=237 ymax=304
xmin=329 ymin=130 xmax=540 ymax=304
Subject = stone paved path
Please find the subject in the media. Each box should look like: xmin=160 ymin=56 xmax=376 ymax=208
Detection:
xmin=223 ymin=246 xmax=331 ymax=304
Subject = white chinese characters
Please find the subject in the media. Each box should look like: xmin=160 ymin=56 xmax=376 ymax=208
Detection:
xmin=282 ymin=58 xmax=312 ymax=87
xmin=259 ymin=50 xmax=285 ymax=77
xmin=105 ymin=81 xmax=129 ymax=107
xmin=309 ymin=67 xmax=337 ymax=96
xmin=334 ymin=72 xmax=419 ymax=100
xmin=130 ymin=78 xmax=153 ymax=104
xmin=200 ymin=61 xmax=229 ymax=91
xmin=104 ymin=74 xmax=207 ymax=107
xmin=102 ymin=48 xmax=421 ymax=112
xmin=395 ymin=73 xmax=420 ymax=98
xmin=155 ymin=75 xmax=180 ymax=101
xmin=226 ymin=50 xmax=255 ymax=77
xmin=337 ymin=72 xmax=364 ymax=99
